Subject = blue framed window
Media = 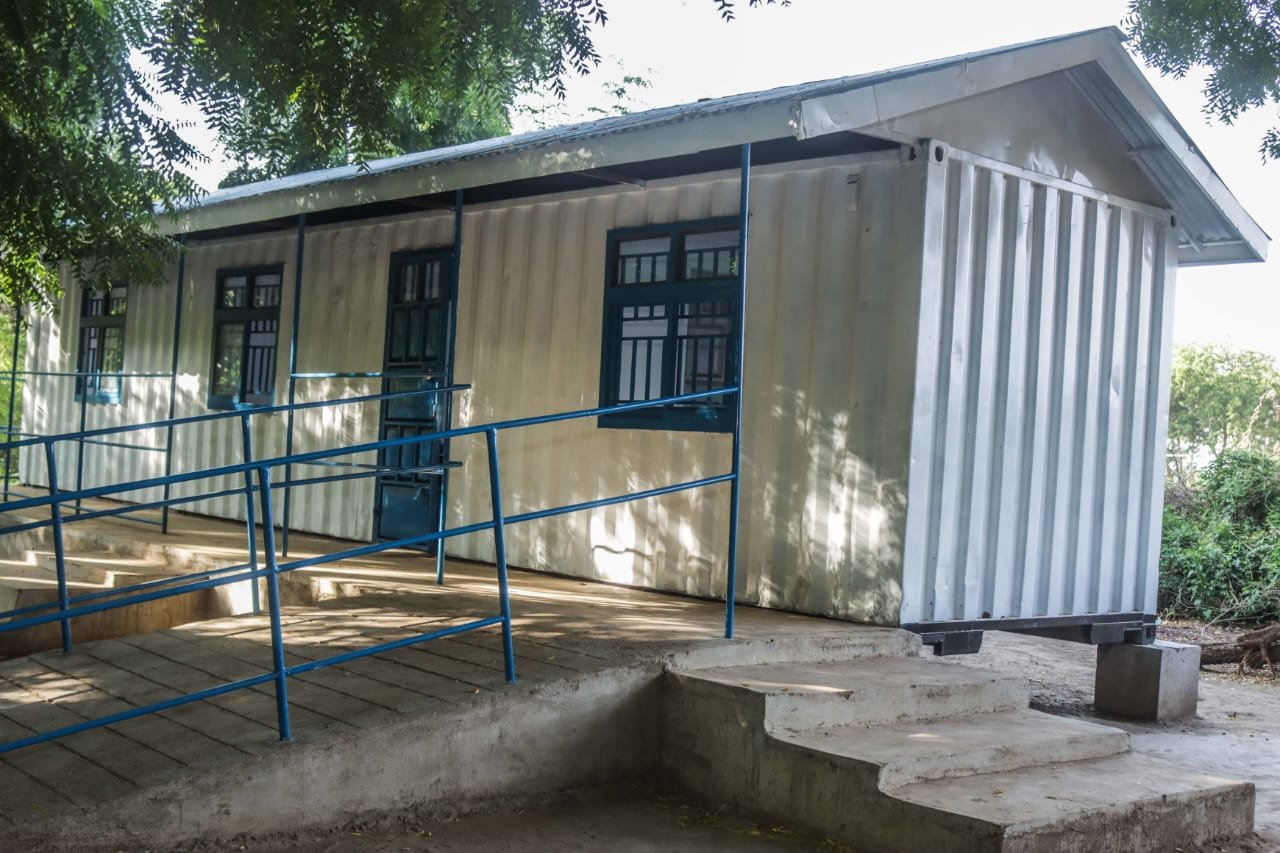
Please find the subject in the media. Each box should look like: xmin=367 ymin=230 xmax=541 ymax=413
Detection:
xmin=598 ymin=218 xmax=739 ymax=432
xmin=76 ymin=284 xmax=128 ymax=404
xmin=208 ymin=267 xmax=282 ymax=410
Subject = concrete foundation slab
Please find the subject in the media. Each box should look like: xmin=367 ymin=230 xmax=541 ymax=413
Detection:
xmin=1095 ymin=640 xmax=1200 ymax=721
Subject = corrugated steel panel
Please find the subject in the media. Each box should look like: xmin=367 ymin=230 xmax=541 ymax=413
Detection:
xmin=23 ymin=153 xmax=918 ymax=623
xmin=444 ymin=156 xmax=919 ymax=623
xmin=900 ymin=147 xmax=1176 ymax=624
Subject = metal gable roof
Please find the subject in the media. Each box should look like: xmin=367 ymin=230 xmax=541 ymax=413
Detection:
xmin=173 ymin=27 xmax=1266 ymax=264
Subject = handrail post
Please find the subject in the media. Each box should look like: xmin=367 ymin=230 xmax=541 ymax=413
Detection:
xmin=43 ymin=441 xmax=73 ymax=653
xmin=255 ymin=464 xmax=292 ymax=741
xmin=435 ymin=189 xmax=464 ymax=586
xmin=483 ymin=428 xmax=516 ymax=683
xmin=240 ymin=414 xmax=261 ymax=615
xmin=74 ymin=370 xmax=88 ymax=516
xmin=281 ymin=213 xmax=306 ymax=557
xmin=162 ymin=236 xmax=186 ymax=535
xmin=725 ymin=142 xmax=751 ymax=640
xmin=4 ymin=306 xmax=20 ymax=500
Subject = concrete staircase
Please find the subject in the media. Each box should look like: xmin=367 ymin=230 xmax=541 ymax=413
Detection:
xmin=664 ymin=655 xmax=1254 ymax=852
xmin=0 ymin=520 xmax=259 ymax=657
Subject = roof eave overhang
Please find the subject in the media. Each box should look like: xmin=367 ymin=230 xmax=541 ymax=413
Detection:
xmin=795 ymin=29 xmax=1268 ymax=265
xmin=162 ymin=102 xmax=800 ymax=236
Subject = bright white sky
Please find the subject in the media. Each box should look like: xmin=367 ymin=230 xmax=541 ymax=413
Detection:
xmin=183 ymin=0 xmax=1278 ymax=358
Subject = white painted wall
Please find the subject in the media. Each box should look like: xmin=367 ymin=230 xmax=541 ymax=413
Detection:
xmin=23 ymin=152 xmax=922 ymax=624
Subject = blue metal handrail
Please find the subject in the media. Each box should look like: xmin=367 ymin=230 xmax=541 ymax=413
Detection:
xmin=0 ymin=139 xmax=754 ymax=761
xmin=0 ymin=384 xmax=741 ymax=756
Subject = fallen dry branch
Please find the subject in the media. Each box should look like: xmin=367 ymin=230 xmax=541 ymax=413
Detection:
xmin=1198 ymin=624 xmax=1280 ymax=675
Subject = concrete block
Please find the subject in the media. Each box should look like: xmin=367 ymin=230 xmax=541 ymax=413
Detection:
xmin=1095 ymin=640 xmax=1200 ymax=721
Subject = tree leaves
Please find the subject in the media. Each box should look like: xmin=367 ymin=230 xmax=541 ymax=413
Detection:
xmin=1126 ymin=1 xmax=1280 ymax=160
xmin=1 ymin=0 xmax=782 ymax=309
xmin=1168 ymin=344 xmax=1280 ymax=479
xmin=2 ymin=0 xmax=194 ymax=308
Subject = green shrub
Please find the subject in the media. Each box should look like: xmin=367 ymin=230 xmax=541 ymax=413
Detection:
xmin=1160 ymin=450 xmax=1280 ymax=623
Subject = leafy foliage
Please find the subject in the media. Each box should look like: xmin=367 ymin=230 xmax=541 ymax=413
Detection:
xmin=152 ymin=1 xmax=607 ymax=186
xmin=0 ymin=0 xmax=196 ymax=309
xmin=515 ymin=61 xmax=652 ymax=131
xmin=1161 ymin=450 xmax=1280 ymax=623
xmin=1167 ymin=344 xmax=1280 ymax=479
xmin=3 ymin=1 xmax=783 ymax=310
xmin=1126 ymin=1 xmax=1280 ymax=160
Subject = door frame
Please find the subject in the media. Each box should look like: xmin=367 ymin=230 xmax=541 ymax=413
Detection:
xmin=372 ymin=246 xmax=457 ymax=545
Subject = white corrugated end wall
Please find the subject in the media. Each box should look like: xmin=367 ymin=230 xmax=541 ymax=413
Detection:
xmin=899 ymin=145 xmax=1177 ymax=625
xmin=21 ymin=153 xmax=924 ymax=623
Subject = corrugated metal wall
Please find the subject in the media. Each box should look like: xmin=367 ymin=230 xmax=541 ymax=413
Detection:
xmin=22 ymin=153 xmax=922 ymax=624
xmin=445 ymin=156 xmax=921 ymax=623
xmin=899 ymin=146 xmax=1177 ymax=625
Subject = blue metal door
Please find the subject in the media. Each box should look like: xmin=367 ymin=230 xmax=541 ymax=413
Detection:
xmin=375 ymin=250 xmax=453 ymax=544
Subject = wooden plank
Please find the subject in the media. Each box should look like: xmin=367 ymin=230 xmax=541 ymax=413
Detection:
xmin=156 ymin=632 xmax=400 ymax=728
xmin=30 ymin=648 xmax=266 ymax=759
xmin=0 ymin=677 xmax=180 ymax=790
xmin=110 ymin=633 xmax=355 ymax=736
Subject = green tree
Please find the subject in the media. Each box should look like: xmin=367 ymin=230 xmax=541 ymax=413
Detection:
xmin=1126 ymin=1 xmax=1280 ymax=159
xmin=1161 ymin=449 xmax=1280 ymax=623
xmin=1 ymin=0 xmax=197 ymax=310
xmin=3 ymin=0 xmax=785 ymax=309
xmin=1168 ymin=344 xmax=1280 ymax=478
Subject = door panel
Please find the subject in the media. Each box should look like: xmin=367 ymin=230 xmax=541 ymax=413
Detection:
xmin=375 ymin=251 xmax=453 ymax=544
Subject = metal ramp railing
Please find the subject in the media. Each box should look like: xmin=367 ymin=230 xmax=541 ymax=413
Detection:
xmin=0 ymin=384 xmax=741 ymax=754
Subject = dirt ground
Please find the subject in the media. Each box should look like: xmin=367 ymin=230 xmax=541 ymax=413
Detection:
xmin=168 ymin=790 xmax=842 ymax=853
xmin=950 ymin=626 xmax=1280 ymax=853
xmin=164 ymin=627 xmax=1278 ymax=853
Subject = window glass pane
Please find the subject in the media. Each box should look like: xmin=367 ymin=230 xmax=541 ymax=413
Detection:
xmin=674 ymin=300 xmax=732 ymax=405
xmin=212 ymin=322 xmax=245 ymax=396
xmin=424 ymin=261 xmax=443 ymax=300
xmin=219 ymin=276 xmax=247 ymax=308
xmin=617 ymin=304 xmax=667 ymax=402
xmin=396 ymin=265 xmax=418 ymax=303
xmin=243 ymin=319 xmax=279 ymax=401
xmin=683 ymin=230 xmax=739 ymax=280
xmin=76 ymin=326 xmax=100 ymax=396
xmin=616 ymin=236 xmax=671 ymax=285
xmin=107 ymin=285 xmax=128 ymax=316
xmin=423 ymin=305 xmax=441 ymax=360
xmin=101 ymin=327 xmax=124 ymax=373
xmin=252 ymin=273 xmax=281 ymax=308
xmin=386 ymin=376 xmax=440 ymax=422
xmin=82 ymin=290 xmax=105 ymax=318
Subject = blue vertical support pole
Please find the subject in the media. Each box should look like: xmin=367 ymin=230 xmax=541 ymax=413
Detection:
xmin=255 ymin=465 xmax=292 ymax=741
xmin=4 ymin=305 xmax=20 ymax=500
xmin=484 ymin=428 xmax=516 ymax=683
xmin=161 ymin=236 xmax=187 ymax=534
xmin=43 ymin=441 xmax=73 ymax=653
xmin=725 ymin=143 xmax=751 ymax=640
xmin=73 ymin=364 xmax=88 ymax=515
xmin=240 ymin=414 xmax=261 ymax=615
xmin=435 ymin=189 xmax=464 ymax=585
xmin=281 ymin=214 xmax=306 ymax=557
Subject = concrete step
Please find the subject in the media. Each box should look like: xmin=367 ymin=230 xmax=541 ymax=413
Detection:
xmin=0 ymin=546 xmax=261 ymax=657
xmin=773 ymin=708 xmax=1130 ymax=789
xmin=890 ymin=751 xmax=1254 ymax=853
xmin=663 ymin=657 xmax=1255 ymax=852
xmin=670 ymin=656 xmax=1029 ymax=730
